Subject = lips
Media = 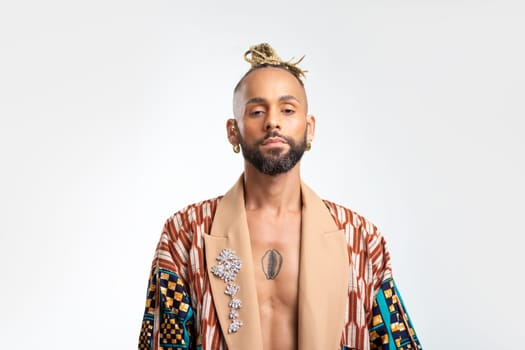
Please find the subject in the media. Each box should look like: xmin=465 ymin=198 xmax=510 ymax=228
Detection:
xmin=261 ymin=137 xmax=287 ymax=145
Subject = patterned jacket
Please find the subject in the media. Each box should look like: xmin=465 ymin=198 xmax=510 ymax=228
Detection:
xmin=138 ymin=177 xmax=422 ymax=350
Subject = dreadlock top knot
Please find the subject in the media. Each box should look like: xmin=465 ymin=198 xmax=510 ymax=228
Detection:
xmin=243 ymin=43 xmax=307 ymax=83
xmin=244 ymin=43 xmax=282 ymax=66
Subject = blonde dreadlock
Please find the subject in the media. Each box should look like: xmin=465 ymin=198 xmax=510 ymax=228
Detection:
xmin=244 ymin=43 xmax=307 ymax=81
xmin=234 ymin=43 xmax=307 ymax=91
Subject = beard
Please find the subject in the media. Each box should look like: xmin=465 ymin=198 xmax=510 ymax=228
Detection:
xmin=239 ymin=129 xmax=307 ymax=176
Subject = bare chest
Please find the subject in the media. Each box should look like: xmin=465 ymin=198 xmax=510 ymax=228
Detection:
xmin=246 ymin=211 xmax=301 ymax=350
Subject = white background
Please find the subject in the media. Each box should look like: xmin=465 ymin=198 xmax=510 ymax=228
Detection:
xmin=1 ymin=1 xmax=524 ymax=349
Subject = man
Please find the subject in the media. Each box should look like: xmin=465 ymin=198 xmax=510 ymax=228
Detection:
xmin=138 ymin=43 xmax=422 ymax=350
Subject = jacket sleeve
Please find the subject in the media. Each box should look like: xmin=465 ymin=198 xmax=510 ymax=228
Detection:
xmin=368 ymin=234 xmax=422 ymax=350
xmin=138 ymin=223 xmax=196 ymax=350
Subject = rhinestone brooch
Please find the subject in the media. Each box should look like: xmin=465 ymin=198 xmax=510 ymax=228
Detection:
xmin=211 ymin=248 xmax=243 ymax=333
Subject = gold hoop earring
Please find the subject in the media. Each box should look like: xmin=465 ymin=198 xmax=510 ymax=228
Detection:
xmin=233 ymin=144 xmax=240 ymax=153
xmin=305 ymin=140 xmax=312 ymax=151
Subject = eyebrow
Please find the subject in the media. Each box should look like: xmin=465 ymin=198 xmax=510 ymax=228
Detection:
xmin=279 ymin=95 xmax=300 ymax=103
xmin=246 ymin=95 xmax=300 ymax=105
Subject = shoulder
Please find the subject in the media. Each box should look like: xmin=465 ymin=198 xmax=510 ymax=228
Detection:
xmin=322 ymin=199 xmax=387 ymax=249
xmin=322 ymin=199 xmax=380 ymax=235
xmin=162 ymin=196 xmax=223 ymax=239
xmin=322 ymin=199 xmax=392 ymax=280
xmin=153 ymin=196 xmax=224 ymax=270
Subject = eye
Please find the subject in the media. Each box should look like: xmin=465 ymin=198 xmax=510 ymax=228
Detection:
xmin=282 ymin=108 xmax=295 ymax=115
xmin=249 ymin=109 xmax=265 ymax=117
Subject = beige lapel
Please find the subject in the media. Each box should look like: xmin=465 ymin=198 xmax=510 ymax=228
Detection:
xmin=203 ymin=176 xmax=264 ymax=350
xmin=298 ymin=182 xmax=350 ymax=350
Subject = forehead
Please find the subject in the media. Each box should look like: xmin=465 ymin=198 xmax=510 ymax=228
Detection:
xmin=236 ymin=67 xmax=306 ymax=103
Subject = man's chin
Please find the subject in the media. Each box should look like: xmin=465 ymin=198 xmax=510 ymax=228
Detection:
xmin=261 ymin=147 xmax=287 ymax=158
xmin=261 ymin=154 xmax=288 ymax=163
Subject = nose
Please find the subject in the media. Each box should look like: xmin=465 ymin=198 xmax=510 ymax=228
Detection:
xmin=264 ymin=108 xmax=281 ymax=131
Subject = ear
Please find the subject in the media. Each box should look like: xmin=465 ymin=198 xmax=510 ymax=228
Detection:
xmin=306 ymin=114 xmax=316 ymax=142
xmin=226 ymin=118 xmax=239 ymax=145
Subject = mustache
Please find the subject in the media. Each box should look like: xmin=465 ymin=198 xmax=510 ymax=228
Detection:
xmin=256 ymin=131 xmax=291 ymax=145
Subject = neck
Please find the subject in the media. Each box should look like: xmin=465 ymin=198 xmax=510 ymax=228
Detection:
xmin=243 ymin=163 xmax=302 ymax=214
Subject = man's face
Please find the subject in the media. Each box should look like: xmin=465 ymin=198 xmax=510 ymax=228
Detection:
xmin=232 ymin=67 xmax=314 ymax=176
